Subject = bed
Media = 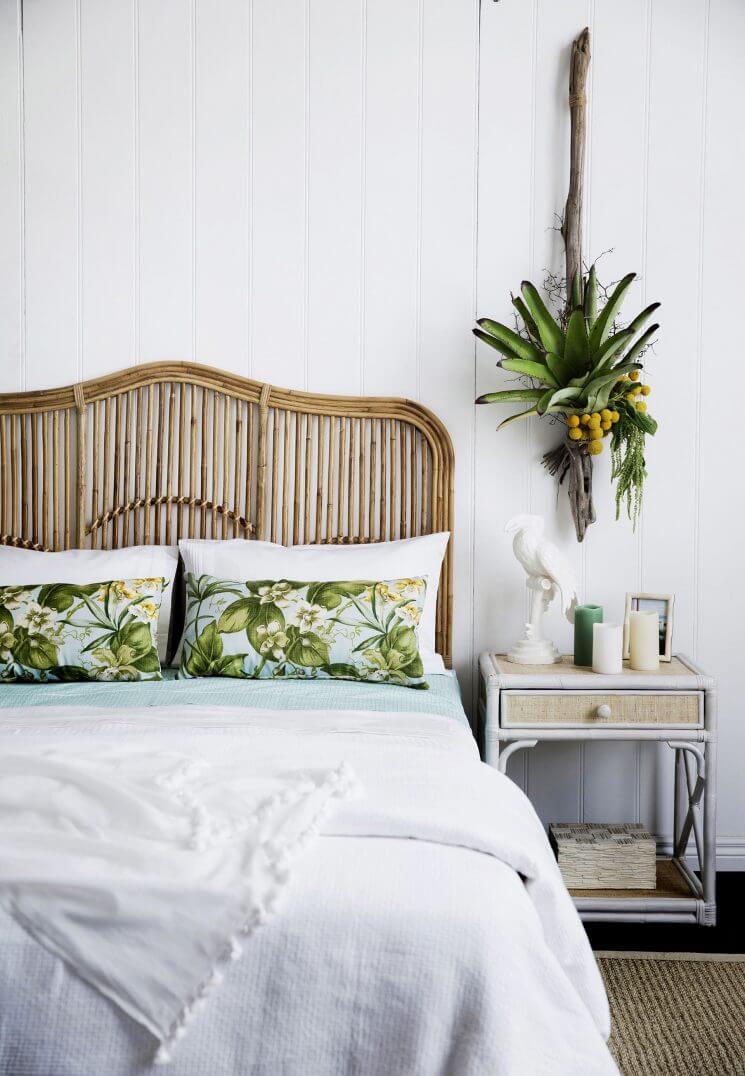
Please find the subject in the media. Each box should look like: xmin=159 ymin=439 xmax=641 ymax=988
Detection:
xmin=0 ymin=364 xmax=616 ymax=1075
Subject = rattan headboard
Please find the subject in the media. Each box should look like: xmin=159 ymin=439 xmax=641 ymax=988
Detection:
xmin=0 ymin=362 xmax=454 ymax=664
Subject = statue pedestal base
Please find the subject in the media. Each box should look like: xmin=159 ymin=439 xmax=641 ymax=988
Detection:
xmin=506 ymin=637 xmax=561 ymax=665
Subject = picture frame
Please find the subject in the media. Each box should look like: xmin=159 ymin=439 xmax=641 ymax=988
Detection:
xmin=623 ymin=593 xmax=674 ymax=662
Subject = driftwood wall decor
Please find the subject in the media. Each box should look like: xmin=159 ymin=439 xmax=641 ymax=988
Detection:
xmin=0 ymin=362 xmax=455 ymax=665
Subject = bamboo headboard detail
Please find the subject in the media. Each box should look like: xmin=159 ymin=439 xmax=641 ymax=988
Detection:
xmin=0 ymin=362 xmax=454 ymax=665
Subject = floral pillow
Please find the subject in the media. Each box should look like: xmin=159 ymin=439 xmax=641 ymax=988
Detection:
xmin=0 ymin=578 xmax=165 ymax=683
xmin=178 ymin=574 xmax=429 ymax=689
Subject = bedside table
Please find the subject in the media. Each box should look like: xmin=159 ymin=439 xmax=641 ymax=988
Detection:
xmin=477 ymin=653 xmax=717 ymax=926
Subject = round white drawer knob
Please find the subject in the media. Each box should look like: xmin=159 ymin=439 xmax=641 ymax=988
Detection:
xmin=595 ymin=704 xmax=612 ymax=720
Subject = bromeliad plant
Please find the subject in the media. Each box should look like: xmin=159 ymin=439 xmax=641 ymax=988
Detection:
xmin=475 ymin=267 xmax=660 ymax=540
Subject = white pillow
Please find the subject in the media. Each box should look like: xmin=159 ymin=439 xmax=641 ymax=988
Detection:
xmin=0 ymin=545 xmax=178 ymax=664
xmin=178 ymin=533 xmax=450 ymax=675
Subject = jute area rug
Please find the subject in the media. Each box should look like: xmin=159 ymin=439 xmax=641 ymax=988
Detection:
xmin=597 ymin=952 xmax=745 ymax=1076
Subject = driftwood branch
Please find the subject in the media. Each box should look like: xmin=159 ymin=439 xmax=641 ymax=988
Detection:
xmin=550 ymin=27 xmax=596 ymax=543
xmin=561 ymin=27 xmax=591 ymax=303
xmin=542 ymin=441 xmax=596 ymax=542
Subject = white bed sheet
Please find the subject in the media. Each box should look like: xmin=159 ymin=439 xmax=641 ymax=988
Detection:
xmin=0 ymin=704 xmax=617 ymax=1076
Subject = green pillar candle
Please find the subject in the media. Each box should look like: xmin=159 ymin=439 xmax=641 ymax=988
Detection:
xmin=574 ymin=604 xmax=603 ymax=667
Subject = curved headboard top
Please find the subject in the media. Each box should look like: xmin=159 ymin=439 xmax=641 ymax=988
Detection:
xmin=0 ymin=362 xmax=454 ymax=665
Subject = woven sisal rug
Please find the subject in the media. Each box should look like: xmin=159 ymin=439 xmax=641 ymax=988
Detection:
xmin=597 ymin=952 xmax=745 ymax=1076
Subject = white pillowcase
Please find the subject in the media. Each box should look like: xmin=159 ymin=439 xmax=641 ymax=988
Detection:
xmin=0 ymin=545 xmax=179 ymax=664
xmin=178 ymin=533 xmax=450 ymax=675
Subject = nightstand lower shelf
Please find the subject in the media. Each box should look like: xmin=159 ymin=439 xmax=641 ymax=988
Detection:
xmin=571 ymin=857 xmax=706 ymax=924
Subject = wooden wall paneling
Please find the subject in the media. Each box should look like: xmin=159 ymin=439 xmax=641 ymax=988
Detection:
xmin=360 ymin=0 xmax=419 ymax=400
xmin=80 ymin=0 xmax=135 ymax=379
xmin=306 ymin=0 xmax=363 ymax=395
xmin=696 ymin=0 xmax=745 ymax=853
xmin=417 ymin=0 xmax=478 ymax=704
xmin=249 ymin=0 xmax=306 ymax=388
xmin=22 ymin=0 xmax=79 ymax=388
xmin=194 ymin=0 xmax=250 ymax=375
xmin=0 ymin=0 xmax=22 ymax=391
xmin=474 ymin=0 xmax=537 ymax=798
xmin=138 ymin=1 xmax=193 ymax=364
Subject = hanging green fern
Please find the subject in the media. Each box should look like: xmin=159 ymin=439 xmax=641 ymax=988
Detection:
xmin=610 ymin=409 xmax=648 ymax=529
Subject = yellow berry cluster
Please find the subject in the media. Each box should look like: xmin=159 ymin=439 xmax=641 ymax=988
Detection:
xmin=616 ymin=370 xmax=652 ymax=413
xmin=566 ymin=409 xmax=619 ymax=454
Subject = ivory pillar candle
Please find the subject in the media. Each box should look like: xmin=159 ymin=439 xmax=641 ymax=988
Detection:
xmin=592 ymin=622 xmax=623 ymax=674
xmin=573 ymin=604 xmax=603 ymax=667
xmin=629 ymin=610 xmax=660 ymax=671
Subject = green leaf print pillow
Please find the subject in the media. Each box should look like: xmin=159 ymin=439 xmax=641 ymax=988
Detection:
xmin=178 ymin=574 xmax=429 ymax=689
xmin=0 ymin=577 xmax=165 ymax=683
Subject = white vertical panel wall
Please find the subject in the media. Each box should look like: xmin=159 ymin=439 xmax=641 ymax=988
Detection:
xmin=1 ymin=0 xmax=743 ymax=865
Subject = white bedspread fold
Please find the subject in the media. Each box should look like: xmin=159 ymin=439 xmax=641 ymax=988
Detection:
xmin=0 ymin=732 xmax=357 ymax=1062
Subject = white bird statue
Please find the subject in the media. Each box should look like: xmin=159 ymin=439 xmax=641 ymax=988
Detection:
xmin=504 ymin=514 xmax=578 ymax=665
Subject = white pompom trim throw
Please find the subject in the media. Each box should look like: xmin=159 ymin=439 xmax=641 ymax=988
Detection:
xmin=153 ymin=761 xmax=359 ymax=1065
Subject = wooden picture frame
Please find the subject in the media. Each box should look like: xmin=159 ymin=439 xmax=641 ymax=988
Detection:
xmin=623 ymin=592 xmax=674 ymax=663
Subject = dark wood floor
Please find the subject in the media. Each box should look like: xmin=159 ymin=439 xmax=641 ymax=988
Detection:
xmin=586 ymin=872 xmax=745 ymax=953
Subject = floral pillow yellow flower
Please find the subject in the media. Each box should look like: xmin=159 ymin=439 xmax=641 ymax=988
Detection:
xmin=0 ymin=577 xmax=165 ymax=683
xmin=178 ymin=574 xmax=429 ymax=688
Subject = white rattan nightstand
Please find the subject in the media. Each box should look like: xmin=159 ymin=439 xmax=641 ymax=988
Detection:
xmin=477 ymin=653 xmax=717 ymax=926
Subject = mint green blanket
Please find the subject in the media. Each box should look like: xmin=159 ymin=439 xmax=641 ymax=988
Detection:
xmin=0 ymin=670 xmax=468 ymax=726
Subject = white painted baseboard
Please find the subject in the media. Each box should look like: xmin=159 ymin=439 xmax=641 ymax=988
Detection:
xmin=656 ymin=836 xmax=745 ymax=872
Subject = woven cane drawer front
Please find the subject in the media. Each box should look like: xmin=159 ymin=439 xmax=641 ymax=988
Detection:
xmin=501 ymin=692 xmax=701 ymax=728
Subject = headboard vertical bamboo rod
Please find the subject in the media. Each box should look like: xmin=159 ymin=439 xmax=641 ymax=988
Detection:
xmin=270 ymin=409 xmax=279 ymax=542
xmin=73 ymin=382 xmax=87 ymax=549
xmin=154 ymin=386 xmax=165 ymax=545
xmin=0 ymin=415 xmax=6 ymax=541
xmin=144 ymin=386 xmax=154 ymax=544
xmin=202 ymin=388 xmax=210 ymax=539
xmin=357 ymin=417 xmax=364 ymax=541
xmin=211 ymin=394 xmax=219 ymax=538
xmin=10 ymin=416 xmax=18 ymax=541
xmin=222 ymin=393 xmax=230 ymax=540
xmin=20 ymin=415 xmax=28 ymax=539
xmin=368 ymin=419 xmax=376 ymax=541
xmin=165 ymin=386 xmax=175 ymax=545
xmin=245 ymin=401 xmax=253 ymax=539
xmin=314 ymin=416 xmax=323 ymax=543
xmin=64 ymin=408 xmax=71 ymax=548
xmin=256 ymin=385 xmax=270 ymax=541
xmin=91 ymin=401 xmax=101 ymax=549
xmin=52 ymin=410 xmax=60 ymax=550
xmin=337 ymin=416 xmax=347 ymax=541
xmin=234 ymin=400 xmax=244 ymax=540
xmin=176 ymin=384 xmax=185 ymax=538
xmin=379 ymin=419 xmax=386 ymax=541
xmin=113 ymin=393 xmax=123 ymax=548
xmin=123 ymin=391 xmax=134 ymax=546
xmin=134 ymin=390 xmax=143 ymax=545
xmin=0 ymin=362 xmax=454 ymax=663
xmin=292 ymin=411 xmax=301 ymax=544
xmin=281 ymin=411 xmax=290 ymax=545
xmin=41 ymin=412 xmax=49 ymax=549
xmin=30 ymin=414 xmax=38 ymax=546
xmin=303 ymin=413 xmax=312 ymax=544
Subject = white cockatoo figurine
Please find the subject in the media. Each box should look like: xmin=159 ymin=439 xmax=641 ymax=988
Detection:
xmin=504 ymin=514 xmax=578 ymax=665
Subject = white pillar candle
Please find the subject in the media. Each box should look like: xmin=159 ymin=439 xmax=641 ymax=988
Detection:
xmin=592 ymin=622 xmax=623 ymax=674
xmin=629 ymin=610 xmax=660 ymax=671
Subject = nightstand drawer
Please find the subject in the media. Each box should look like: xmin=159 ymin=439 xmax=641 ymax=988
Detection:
xmin=501 ymin=691 xmax=702 ymax=728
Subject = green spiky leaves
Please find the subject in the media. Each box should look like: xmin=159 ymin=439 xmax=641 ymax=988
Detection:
xmin=473 ymin=265 xmax=659 ymax=419
xmin=474 ymin=264 xmax=661 ymax=528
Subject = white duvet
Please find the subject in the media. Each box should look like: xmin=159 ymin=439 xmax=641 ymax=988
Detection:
xmin=0 ymin=705 xmax=617 ymax=1076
